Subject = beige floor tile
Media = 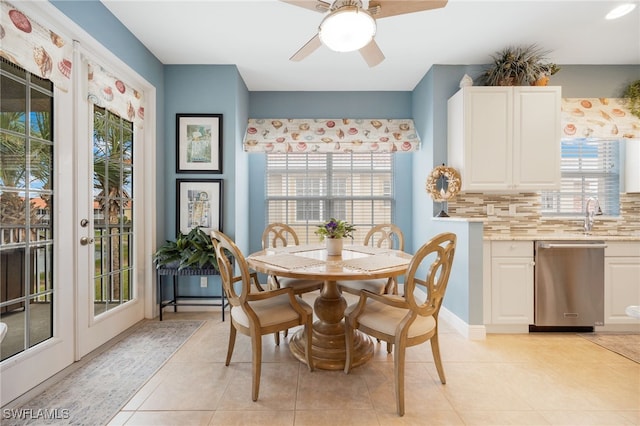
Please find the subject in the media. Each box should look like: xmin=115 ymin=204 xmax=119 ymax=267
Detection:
xmin=376 ymin=409 xmax=464 ymax=425
xmin=121 ymin=367 xmax=172 ymax=411
xmin=137 ymin=362 xmax=231 ymax=411
xmin=296 ymin=368 xmax=373 ymax=410
xmin=619 ymin=410 xmax=640 ymax=424
xmin=122 ymin=410 xmax=214 ymax=425
xmin=216 ymin=362 xmax=301 ymax=411
xmin=210 ymin=410 xmax=295 ymax=425
xmin=457 ymin=410 xmax=550 ymax=425
xmin=539 ymin=409 xmax=638 ymax=425
xmin=496 ymin=362 xmax=602 ymax=411
xmin=434 ymin=363 xmax=534 ymax=411
xmin=107 ymin=411 xmax=135 ymax=426
xmin=294 ymin=409 xmax=380 ymax=425
xmin=356 ymin=361 xmax=454 ymax=415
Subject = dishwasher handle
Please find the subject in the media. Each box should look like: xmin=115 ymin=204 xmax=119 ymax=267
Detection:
xmin=538 ymin=243 xmax=608 ymax=249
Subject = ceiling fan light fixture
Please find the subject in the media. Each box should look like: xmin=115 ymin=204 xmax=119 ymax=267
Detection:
xmin=605 ymin=3 xmax=636 ymax=19
xmin=319 ymin=7 xmax=376 ymax=53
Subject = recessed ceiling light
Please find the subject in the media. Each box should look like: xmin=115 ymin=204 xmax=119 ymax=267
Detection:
xmin=605 ymin=3 xmax=636 ymax=20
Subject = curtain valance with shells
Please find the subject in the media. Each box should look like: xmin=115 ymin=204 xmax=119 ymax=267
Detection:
xmin=86 ymin=60 xmax=144 ymax=128
xmin=561 ymin=98 xmax=639 ymax=139
xmin=243 ymin=119 xmax=420 ymax=153
xmin=0 ymin=0 xmax=73 ymax=91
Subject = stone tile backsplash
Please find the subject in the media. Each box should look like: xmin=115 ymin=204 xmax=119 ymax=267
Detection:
xmin=448 ymin=192 xmax=640 ymax=238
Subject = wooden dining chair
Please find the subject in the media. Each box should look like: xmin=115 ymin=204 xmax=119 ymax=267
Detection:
xmin=261 ymin=223 xmax=323 ymax=295
xmin=344 ymin=232 xmax=456 ymax=416
xmin=262 ymin=223 xmax=324 ymax=344
xmin=338 ymin=223 xmax=405 ymax=296
xmin=211 ymin=230 xmax=314 ymax=401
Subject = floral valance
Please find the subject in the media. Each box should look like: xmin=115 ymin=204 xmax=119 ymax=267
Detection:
xmin=0 ymin=0 xmax=73 ymax=91
xmin=87 ymin=60 xmax=144 ymax=128
xmin=243 ymin=119 xmax=420 ymax=153
xmin=561 ymin=98 xmax=639 ymax=139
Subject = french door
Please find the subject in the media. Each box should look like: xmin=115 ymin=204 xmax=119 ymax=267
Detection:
xmin=0 ymin=59 xmax=75 ymax=405
xmin=75 ymin=60 xmax=146 ymax=357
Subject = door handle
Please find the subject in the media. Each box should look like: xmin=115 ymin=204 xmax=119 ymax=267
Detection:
xmin=80 ymin=237 xmax=94 ymax=246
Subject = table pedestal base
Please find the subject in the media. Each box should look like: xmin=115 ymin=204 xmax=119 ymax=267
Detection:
xmin=289 ymin=320 xmax=373 ymax=370
xmin=289 ymin=278 xmax=373 ymax=370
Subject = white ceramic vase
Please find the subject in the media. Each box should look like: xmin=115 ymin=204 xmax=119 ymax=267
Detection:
xmin=325 ymin=238 xmax=343 ymax=256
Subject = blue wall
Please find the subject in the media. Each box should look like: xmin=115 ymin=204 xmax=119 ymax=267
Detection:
xmin=411 ymin=65 xmax=487 ymax=325
xmin=164 ymin=65 xmax=249 ymax=295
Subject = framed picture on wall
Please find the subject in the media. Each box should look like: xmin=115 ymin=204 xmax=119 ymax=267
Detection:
xmin=176 ymin=113 xmax=223 ymax=173
xmin=176 ymin=179 xmax=223 ymax=235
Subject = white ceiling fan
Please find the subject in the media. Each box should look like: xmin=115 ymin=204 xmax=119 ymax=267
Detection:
xmin=282 ymin=0 xmax=448 ymax=67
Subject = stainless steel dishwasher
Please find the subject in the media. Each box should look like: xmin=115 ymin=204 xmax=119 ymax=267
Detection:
xmin=534 ymin=240 xmax=607 ymax=329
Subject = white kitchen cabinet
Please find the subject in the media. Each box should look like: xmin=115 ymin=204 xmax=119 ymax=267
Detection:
xmin=624 ymin=140 xmax=640 ymax=193
xmin=448 ymin=86 xmax=561 ymax=192
xmin=489 ymin=241 xmax=534 ymax=326
xmin=604 ymin=242 xmax=640 ymax=325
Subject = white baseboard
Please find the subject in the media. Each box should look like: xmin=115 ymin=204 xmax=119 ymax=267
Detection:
xmin=485 ymin=324 xmax=530 ymax=334
xmin=439 ymin=306 xmax=486 ymax=340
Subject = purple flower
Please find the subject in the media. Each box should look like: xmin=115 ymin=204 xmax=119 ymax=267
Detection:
xmin=315 ymin=218 xmax=356 ymax=241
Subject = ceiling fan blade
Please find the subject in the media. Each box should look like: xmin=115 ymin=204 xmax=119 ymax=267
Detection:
xmin=279 ymin=0 xmax=331 ymax=13
xmin=360 ymin=39 xmax=385 ymax=67
xmin=290 ymin=34 xmax=323 ymax=62
xmin=370 ymin=0 xmax=447 ymax=19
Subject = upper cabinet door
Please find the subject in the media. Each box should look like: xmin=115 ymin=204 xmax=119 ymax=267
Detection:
xmin=513 ymin=87 xmax=561 ymax=190
xmin=448 ymin=86 xmax=561 ymax=192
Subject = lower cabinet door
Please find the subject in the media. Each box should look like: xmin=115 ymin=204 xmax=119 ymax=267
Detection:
xmin=491 ymin=257 xmax=534 ymax=324
xmin=604 ymin=257 xmax=640 ymax=324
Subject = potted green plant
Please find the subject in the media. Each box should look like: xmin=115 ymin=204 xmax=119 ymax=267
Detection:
xmin=153 ymin=227 xmax=219 ymax=270
xmin=624 ymin=79 xmax=640 ymax=119
xmin=481 ymin=44 xmax=559 ymax=86
xmin=315 ymin=218 xmax=356 ymax=256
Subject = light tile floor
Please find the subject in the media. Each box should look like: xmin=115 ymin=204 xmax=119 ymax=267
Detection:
xmin=109 ymin=292 xmax=640 ymax=426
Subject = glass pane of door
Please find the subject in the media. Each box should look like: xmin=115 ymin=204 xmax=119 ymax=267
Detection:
xmin=92 ymin=106 xmax=134 ymax=316
xmin=0 ymin=59 xmax=54 ymax=361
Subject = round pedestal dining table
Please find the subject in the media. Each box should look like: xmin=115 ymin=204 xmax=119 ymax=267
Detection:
xmin=247 ymin=243 xmax=412 ymax=370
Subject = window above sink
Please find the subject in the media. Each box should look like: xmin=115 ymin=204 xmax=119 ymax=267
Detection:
xmin=541 ymin=139 xmax=620 ymax=217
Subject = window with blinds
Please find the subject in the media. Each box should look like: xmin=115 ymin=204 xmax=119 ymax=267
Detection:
xmin=541 ymin=139 xmax=620 ymax=216
xmin=266 ymin=152 xmax=394 ymax=243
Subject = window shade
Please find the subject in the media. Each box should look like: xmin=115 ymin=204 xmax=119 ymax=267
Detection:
xmin=266 ymin=152 xmax=394 ymax=243
xmin=86 ymin=60 xmax=144 ymax=128
xmin=561 ymin=98 xmax=640 ymax=139
xmin=245 ymin=118 xmax=420 ymax=153
xmin=541 ymin=139 xmax=620 ymax=216
xmin=0 ymin=0 xmax=73 ymax=91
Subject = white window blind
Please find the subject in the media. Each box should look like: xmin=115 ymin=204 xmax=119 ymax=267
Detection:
xmin=266 ymin=152 xmax=394 ymax=243
xmin=541 ymin=139 xmax=620 ymax=216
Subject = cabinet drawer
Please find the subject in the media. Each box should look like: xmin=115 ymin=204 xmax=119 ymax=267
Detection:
xmin=605 ymin=242 xmax=640 ymax=257
xmin=491 ymin=241 xmax=533 ymax=257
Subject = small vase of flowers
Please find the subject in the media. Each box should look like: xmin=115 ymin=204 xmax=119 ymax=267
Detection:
xmin=315 ymin=218 xmax=355 ymax=255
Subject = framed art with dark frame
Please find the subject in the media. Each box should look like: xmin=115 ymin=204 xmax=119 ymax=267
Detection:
xmin=176 ymin=113 xmax=223 ymax=173
xmin=176 ymin=179 xmax=223 ymax=235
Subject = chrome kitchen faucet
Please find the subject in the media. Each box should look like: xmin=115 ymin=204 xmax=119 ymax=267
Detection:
xmin=584 ymin=197 xmax=603 ymax=234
